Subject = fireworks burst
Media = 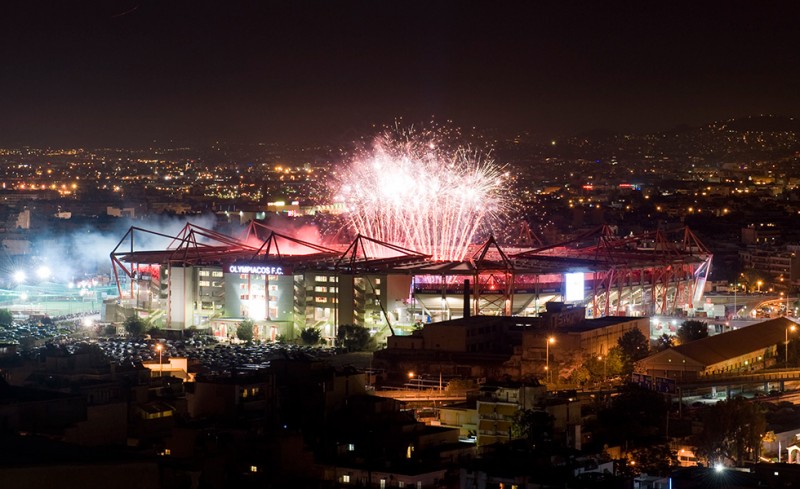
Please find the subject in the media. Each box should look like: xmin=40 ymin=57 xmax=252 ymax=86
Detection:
xmin=336 ymin=126 xmax=507 ymax=261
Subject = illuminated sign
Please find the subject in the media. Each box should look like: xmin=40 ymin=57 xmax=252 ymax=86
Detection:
xmin=227 ymin=264 xmax=285 ymax=275
xmin=564 ymin=272 xmax=585 ymax=302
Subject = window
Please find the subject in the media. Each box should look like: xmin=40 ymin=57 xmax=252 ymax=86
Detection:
xmin=198 ymin=280 xmax=210 ymax=287
xmin=316 ymin=297 xmax=328 ymax=303
xmin=374 ymin=288 xmax=381 ymax=295
xmin=342 ymin=475 xmax=350 ymax=484
xmin=211 ymin=271 xmax=223 ymax=277
xmin=198 ymin=270 xmax=210 ymax=277
xmin=380 ymin=479 xmax=386 ymax=489
xmin=417 ymin=482 xmax=422 ymax=489
xmin=315 ymin=276 xmax=328 ymax=282
xmin=348 ymin=443 xmax=355 ymax=451
xmin=250 ymin=466 xmax=258 ymax=473
xmin=374 ymin=278 xmax=381 ymax=285
xmin=315 ymin=286 xmax=328 ymax=293
xmin=398 ymin=483 xmax=405 ymax=488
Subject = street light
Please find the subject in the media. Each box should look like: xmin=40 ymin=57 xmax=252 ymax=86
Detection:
xmin=786 ymin=325 xmax=796 ymax=368
xmin=156 ymin=344 xmax=163 ymax=377
xmin=598 ymin=354 xmax=607 ymax=381
xmin=757 ymin=280 xmax=763 ymax=293
xmin=546 ymin=336 xmax=555 ymax=383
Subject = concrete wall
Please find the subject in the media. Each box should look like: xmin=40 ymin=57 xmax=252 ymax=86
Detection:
xmin=166 ymin=265 xmax=193 ymax=329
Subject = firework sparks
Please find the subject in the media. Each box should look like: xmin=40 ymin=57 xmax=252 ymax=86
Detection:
xmin=336 ymin=127 xmax=507 ymax=261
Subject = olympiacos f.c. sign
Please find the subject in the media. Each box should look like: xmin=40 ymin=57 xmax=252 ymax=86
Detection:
xmin=227 ymin=264 xmax=285 ymax=275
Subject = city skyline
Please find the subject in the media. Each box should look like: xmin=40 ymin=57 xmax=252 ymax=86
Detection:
xmin=1 ymin=1 xmax=799 ymax=146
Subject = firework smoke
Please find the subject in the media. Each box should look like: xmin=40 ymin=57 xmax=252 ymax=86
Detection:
xmin=337 ymin=126 xmax=507 ymax=261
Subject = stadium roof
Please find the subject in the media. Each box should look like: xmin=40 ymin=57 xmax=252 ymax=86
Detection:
xmin=111 ymin=222 xmax=711 ymax=278
xmin=644 ymin=317 xmax=797 ymax=368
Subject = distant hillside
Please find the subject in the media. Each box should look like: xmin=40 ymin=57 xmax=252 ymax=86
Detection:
xmin=716 ymin=115 xmax=800 ymax=133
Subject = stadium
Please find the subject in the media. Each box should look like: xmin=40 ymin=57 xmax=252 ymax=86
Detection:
xmin=108 ymin=221 xmax=713 ymax=343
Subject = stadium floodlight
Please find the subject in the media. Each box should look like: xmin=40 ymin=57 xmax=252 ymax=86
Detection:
xmin=36 ymin=265 xmax=51 ymax=280
xmin=13 ymin=270 xmax=26 ymax=283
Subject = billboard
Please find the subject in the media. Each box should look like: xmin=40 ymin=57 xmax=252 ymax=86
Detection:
xmin=564 ymin=272 xmax=585 ymax=302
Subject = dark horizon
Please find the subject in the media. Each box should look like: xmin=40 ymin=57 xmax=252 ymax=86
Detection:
xmin=2 ymin=1 xmax=799 ymax=147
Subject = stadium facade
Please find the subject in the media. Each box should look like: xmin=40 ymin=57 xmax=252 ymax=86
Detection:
xmin=108 ymin=222 xmax=712 ymax=341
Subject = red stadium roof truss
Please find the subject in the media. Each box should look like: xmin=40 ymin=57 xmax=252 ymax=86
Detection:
xmin=110 ymin=222 xmax=713 ymax=318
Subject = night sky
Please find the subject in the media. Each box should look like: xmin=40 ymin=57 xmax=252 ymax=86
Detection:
xmin=1 ymin=1 xmax=799 ymax=146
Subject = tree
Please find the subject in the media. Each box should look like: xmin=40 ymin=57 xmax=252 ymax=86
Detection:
xmin=123 ymin=313 xmax=147 ymax=337
xmin=628 ymin=444 xmax=678 ymax=476
xmin=618 ymin=328 xmax=649 ymax=374
xmin=740 ymin=268 xmax=767 ymax=294
xmin=693 ymin=397 xmax=767 ymax=466
xmin=677 ymin=320 xmax=708 ymax=344
xmin=654 ymin=333 xmax=674 ymax=352
xmin=336 ymin=324 xmax=375 ymax=352
xmin=300 ymin=327 xmax=323 ymax=345
xmin=567 ymin=365 xmax=591 ymax=388
xmin=585 ymin=347 xmax=624 ymax=381
xmin=510 ymin=409 xmax=555 ymax=449
xmin=0 ymin=309 xmax=12 ymax=328
xmin=237 ymin=319 xmax=255 ymax=343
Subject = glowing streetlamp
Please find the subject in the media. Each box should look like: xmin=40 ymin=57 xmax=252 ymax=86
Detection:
xmin=598 ymin=354 xmax=607 ymax=381
xmin=757 ymin=280 xmax=763 ymax=293
xmin=786 ymin=325 xmax=796 ymax=367
xmin=156 ymin=344 xmax=163 ymax=377
xmin=546 ymin=336 xmax=556 ymax=383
